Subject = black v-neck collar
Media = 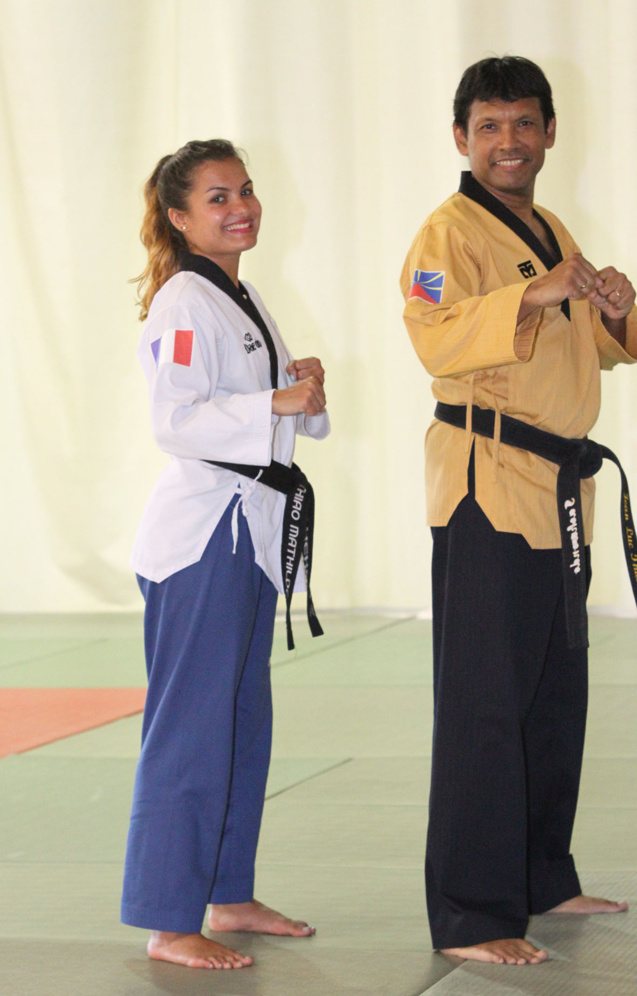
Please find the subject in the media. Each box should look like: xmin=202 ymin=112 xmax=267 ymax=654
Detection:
xmin=178 ymin=250 xmax=279 ymax=387
xmin=459 ymin=172 xmax=569 ymax=320
xmin=178 ymin=250 xmax=250 ymax=308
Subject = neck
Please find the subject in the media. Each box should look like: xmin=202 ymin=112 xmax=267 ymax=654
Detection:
xmin=218 ymin=257 xmax=240 ymax=286
xmin=484 ymin=183 xmax=536 ymax=225
xmin=184 ymin=246 xmax=241 ymax=286
xmin=205 ymin=255 xmax=240 ymax=286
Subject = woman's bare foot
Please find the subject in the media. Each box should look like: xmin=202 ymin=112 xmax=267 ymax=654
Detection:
xmin=147 ymin=931 xmax=253 ymax=969
xmin=442 ymin=938 xmax=549 ymax=965
xmin=547 ymin=894 xmax=629 ymax=914
xmin=208 ymin=899 xmax=315 ymax=937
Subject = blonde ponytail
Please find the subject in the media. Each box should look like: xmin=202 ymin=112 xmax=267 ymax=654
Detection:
xmin=133 ymin=157 xmax=183 ymax=320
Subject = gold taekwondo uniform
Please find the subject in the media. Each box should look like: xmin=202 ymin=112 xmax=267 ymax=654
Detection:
xmin=401 ymin=171 xmax=637 ymax=949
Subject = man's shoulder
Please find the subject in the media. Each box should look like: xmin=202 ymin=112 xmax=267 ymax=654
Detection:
xmin=409 ymin=192 xmax=492 ymax=252
xmin=401 ymin=193 xmax=488 ymax=294
xmin=425 ymin=190 xmax=477 ymax=227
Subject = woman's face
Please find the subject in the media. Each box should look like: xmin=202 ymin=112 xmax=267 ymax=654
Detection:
xmin=169 ymin=158 xmax=262 ymax=279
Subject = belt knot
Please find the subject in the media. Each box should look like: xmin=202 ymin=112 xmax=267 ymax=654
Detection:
xmin=578 ymin=438 xmax=604 ymax=479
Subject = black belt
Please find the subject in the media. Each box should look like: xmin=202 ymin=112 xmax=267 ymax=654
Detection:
xmin=435 ymin=402 xmax=637 ymax=648
xmin=205 ymin=458 xmax=323 ymax=651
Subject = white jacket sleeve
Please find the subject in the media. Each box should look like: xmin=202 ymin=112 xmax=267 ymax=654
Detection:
xmin=295 ymin=411 xmax=331 ymax=439
xmin=141 ymin=304 xmax=275 ymax=465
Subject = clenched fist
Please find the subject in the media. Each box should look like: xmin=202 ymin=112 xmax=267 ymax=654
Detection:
xmin=272 ymin=356 xmax=326 ymax=416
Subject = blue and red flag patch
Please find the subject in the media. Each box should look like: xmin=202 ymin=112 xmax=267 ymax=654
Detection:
xmin=151 ymin=329 xmax=194 ymax=367
xmin=409 ymin=270 xmax=445 ymax=304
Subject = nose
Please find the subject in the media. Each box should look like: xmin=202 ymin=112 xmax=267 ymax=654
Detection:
xmin=229 ymin=194 xmax=249 ymax=213
xmin=498 ymin=123 xmax=519 ymax=149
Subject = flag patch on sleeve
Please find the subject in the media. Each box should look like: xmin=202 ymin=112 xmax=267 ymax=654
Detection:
xmin=151 ymin=329 xmax=194 ymax=367
xmin=409 ymin=270 xmax=445 ymax=304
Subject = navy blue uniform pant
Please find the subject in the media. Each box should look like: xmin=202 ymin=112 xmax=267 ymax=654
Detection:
xmin=121 ymin=498 xmax=278 ymax=933
xmin=427 ymin=483 xmax=589 ymax=949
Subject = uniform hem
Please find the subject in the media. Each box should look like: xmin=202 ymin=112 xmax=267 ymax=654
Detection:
xmin=430 ymin=912 xmax=529 ymax=951
xmin=529 ymin=861 xmax=581 ymax=915
xmin=210 ymin=883 xmax=255 ymax=905
xmin=121 ymin=902 xmax=206 ymax=934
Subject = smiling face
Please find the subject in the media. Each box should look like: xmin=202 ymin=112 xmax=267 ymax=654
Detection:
xmin=168 ymin=157 xmax=262 ymax=283
xmin=453 ymin=97 xmax=555 ymax=210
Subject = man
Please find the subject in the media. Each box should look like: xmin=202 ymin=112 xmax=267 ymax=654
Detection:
xmin=401 ymin=56 xmax=636 ymax=966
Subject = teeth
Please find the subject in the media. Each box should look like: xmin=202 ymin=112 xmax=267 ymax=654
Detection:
xmin=497 ymin=159 xmax=524 ymax=166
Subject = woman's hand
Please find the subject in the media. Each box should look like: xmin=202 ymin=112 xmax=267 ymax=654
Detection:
xmin=285 ymin=356 xmax=325 ymax=385
xmin=272 ymin=357 xmax=326 ymax=416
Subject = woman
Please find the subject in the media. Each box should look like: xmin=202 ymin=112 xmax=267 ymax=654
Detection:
xmin=122 ymin=139 xmax=329 ymax=970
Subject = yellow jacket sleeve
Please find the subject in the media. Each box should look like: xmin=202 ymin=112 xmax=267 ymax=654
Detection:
xmin=401 ymin=220 xmax=540 ymax=378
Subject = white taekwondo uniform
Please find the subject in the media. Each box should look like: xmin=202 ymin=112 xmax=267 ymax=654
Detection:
xmin=131 ymin=267 xmax=329 ymax=586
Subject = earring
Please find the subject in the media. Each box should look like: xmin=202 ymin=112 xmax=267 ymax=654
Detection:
xmin=181 ymin=226 xmax=186 ymax=231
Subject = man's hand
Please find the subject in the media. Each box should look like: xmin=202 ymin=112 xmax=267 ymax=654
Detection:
xmin=285 ymin=356 xmax=325 ymax=385
xmin=517 ymin=254 xmax=635 ymax=346
xmin=517 ymin=253 xmax=601 ymax=321
xmin=587 ymin=266 xmax=636 ymax=321
xmin=272 ymin=356 xmax=326 ymax=416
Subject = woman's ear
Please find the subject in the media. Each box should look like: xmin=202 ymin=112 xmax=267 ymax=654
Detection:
xmin=168 ymin=207 xmax=187 ymax=232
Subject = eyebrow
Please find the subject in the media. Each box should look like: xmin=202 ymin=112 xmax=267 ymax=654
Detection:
xmin=205 ymin=179 xmax=253 ymax=193
xmin=475 ymin=112 xmax=538 ymax=124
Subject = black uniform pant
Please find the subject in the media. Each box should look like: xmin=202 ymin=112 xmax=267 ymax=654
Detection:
xmin=427 ymin=482 xmax=589 ymax=949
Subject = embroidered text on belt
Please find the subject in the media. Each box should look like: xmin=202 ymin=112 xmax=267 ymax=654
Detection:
xmin=435 ymin=402 xmax=637 ymax=649
xmin=205 ymin=458 xmax=322 ymax=651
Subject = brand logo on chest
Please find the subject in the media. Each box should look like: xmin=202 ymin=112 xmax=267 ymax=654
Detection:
xmin=517 ymin=260 xmax=537 ymax=279
xmin=243 ymin=331 xmax=263 ymax=355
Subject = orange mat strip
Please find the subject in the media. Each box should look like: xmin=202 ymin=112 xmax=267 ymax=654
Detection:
xmin=0 ymin=687 xmax=147 ymax=758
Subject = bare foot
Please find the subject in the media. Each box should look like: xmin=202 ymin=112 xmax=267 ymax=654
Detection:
xmin=548 ymin=894 xmax=629 ymax=915
xmin=442 ymin=938 xmax=549 ymax=965
xmin=147 ymin=931 xmax=253 ymax=969
xmin=208 ymin=899 xmax=315 ymax=937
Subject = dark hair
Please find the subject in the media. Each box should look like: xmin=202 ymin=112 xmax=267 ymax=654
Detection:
xmin=134 ymin=139 xmax=245 ymax=320
xmin=453 ymin=56 xmax=555 ymax=133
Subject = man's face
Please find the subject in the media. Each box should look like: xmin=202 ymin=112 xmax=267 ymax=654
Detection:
xmin=453 ymin=97 xmax=556 ymax=203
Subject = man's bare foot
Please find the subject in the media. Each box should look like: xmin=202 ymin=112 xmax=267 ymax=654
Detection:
xmin=442 ymin=938 xmax=549 ymax=965
xmin=147 ymin=931 xmax=253 ymax=969
xmin=548 ymin=894 xmax=629 ymax=915
xmin=208 ymin=899 xmax=315 ymax=937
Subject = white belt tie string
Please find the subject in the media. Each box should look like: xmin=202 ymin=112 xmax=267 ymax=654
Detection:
xmin=230 ymin=474 xmax=262 ymax=554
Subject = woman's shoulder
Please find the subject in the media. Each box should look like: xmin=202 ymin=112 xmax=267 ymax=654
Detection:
xmin=145 ymin=271 xmax=262 ymax=344
xmin=146 ymin=271 xmax=229 ymax=330
xmin=148 ymin=270 xmax=209 ymax=313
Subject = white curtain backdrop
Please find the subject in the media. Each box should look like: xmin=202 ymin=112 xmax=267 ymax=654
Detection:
xmin=1 ymin=0 xmax=636 ymax=614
